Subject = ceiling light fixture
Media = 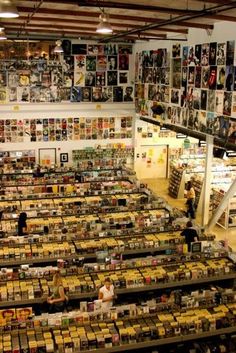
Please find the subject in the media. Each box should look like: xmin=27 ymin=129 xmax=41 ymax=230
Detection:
xmin=96 ymin=12 xmax=113 ymax=34
xmin=0 ymin=27 xmax=6 ymax=40
xmin=54 ymin=39 xmax=64 ymax=53
xmin=0 ymin=0 xmax=19 ymax=18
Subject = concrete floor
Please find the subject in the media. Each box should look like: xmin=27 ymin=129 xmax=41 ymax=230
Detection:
xmin=142 ymin=178 xmax=236 ymax=250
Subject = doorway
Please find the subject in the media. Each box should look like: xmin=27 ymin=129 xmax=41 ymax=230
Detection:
xmin=38 ymin=148 xmax=57 ymax=166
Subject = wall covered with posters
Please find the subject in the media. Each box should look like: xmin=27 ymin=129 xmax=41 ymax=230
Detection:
xmin=0 ymin=103 xmax=134 ymax=164
xmin=0 ymin=115 xmax=133 ymax=143
xmin=134 ymin=22 xmax=236 ymax=145
xmin=0 ymin=42 xmax=134 ymax=104
xmin=0 ymin=41 xmax=135 ymax=160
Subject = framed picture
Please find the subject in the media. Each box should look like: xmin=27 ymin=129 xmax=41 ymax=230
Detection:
xmin=60 ymin=153 xmax=68 ymax=163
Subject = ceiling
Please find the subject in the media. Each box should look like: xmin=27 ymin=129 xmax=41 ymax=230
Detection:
xmin=2 ymin=0 xmax=236 ymax=42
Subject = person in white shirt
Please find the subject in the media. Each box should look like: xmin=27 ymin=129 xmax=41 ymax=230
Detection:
xmin=98 ymin=277 xmax=114 ymax=310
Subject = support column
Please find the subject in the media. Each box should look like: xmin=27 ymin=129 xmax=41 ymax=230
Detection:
xmin=201 ymin=135 xmax=213 ymax=227
xmin=206 ymin=178 xmax=236 ymax=231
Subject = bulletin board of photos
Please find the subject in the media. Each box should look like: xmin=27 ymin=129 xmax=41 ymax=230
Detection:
xmin=0 ymin=116 xmax=133 ymax=143
xmin=0 ymin=43 xmax=134 ymax=104
xmin=134 ymin=41 xmax=236 ymax=144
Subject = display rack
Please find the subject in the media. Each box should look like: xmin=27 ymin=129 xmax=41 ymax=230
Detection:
xmin=169 ymin=158 xmax=236 ymax=223
xmin=0 ymin=151 xmax=229 ymax=353
xmin=168 ymin=165 xmax=185 ymax=199
xmin=72 ymin=147 xmax=134 ymax=170
xmin=1 ymin=306 xmax=236 ymax=351
xmin=0 ymin=150 xmax=36 ymax=172
xmin=0 ymin=256 xmax=234 ymax=308
xmin=211 ymin=188 xmax=236 ymax=229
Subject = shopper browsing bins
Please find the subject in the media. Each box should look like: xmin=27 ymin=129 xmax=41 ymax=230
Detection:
xmin=181 ymin=221 xmax=199 ymax=252
xmin=185 ymin=181 xmax=196 ymax=219
xmin=18 ymin=212 xmax=28 ymax=236
xmin=47 ymin=273 xmax=68 ymax=313
xmin=98 ymin=277 xmax=115 ymax=310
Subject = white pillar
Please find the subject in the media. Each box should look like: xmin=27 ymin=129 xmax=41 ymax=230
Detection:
xmin=201 ymin=135 xmax=214 ymax=227
xmin=206 ymin=178 xmax=236 ymax=231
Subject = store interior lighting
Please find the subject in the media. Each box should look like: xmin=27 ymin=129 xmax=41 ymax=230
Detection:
xmin=0 ymin=0 xmax=19 ymax=18
xmin=54 ymin=39 xmax=64 ymax=53
xmin=96 ymin=11 xmax=113 ymax=34
xmin=0 ymin=27 xmax=6 ymax=40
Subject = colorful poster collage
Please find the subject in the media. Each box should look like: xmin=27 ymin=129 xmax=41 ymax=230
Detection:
xmin=0 ymin=43 xmax=133 ymax=104
xmin=0 ymin=116 xmax=133 ymax=143
xmin=134 ymin=41 xmax=236 ymax=144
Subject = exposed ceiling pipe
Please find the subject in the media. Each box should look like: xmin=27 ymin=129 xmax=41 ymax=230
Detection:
xmin=137 ymin=37 xmax=188 ymax=42
xmin=101 ymin=0 xmax=236 ymax=42
xmin=23 ymin=0 xmax=203 ymax=15
xmin=17 ymin=0 xmax=44 ymax=37
xmin=140 ymin=116 xmax=236 ymax=152
xmin=15 ymin=8 xmax=215 ymax=30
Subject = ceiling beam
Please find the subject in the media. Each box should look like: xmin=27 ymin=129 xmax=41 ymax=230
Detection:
xmin=4 ymin=23 xmax=168 ymax=38
xmin=205 ymin=13 xmax=236 ymax=21
xmin=5 ymin=26 xmax=167 ymax=40
xmin=17 ymin=15 xmax=210 ymax=31
xmin=16 ymin=7 xmax=214 ymax=30
xmin=20 ymin=0 xmax=201 ymax=15
xmin=173 ymin=21 xmax=213 ymax=29
xmin=193 ymin=0 xmax=233 ymax=3
xmin=1 ymin=17 xmax=188 ymax=34
xmin=102 ymin=0 xmax=236 ymax=41
xmin=4 ymin=28 xmax=137 ymax=41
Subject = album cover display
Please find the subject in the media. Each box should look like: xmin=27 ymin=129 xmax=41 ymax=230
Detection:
xmin=0 ymin=116 xmax=132 ymax=143
xmin=228 ymin=118 xmax=236 ymax=142
xmin=193 ymin=88 xmax=200 ymax=110
xmin=226 ymin=66 xmax=234 ymax=91
xmin=195 ymin=66 xmax=201 ymax=88
xmin=223 ymin=91 xmax=232 ymax=116
xmin=0 ymin=42 xmax=132 ymax=104
xmin=182 ymin=46 xmax=188 ymax=66
xmin=194 ymin=45 xmax=201 ymax=66
xmin=209 ymin=42 xmax=217 ymax=66
xmin=201 ymin=67 xmax=209 ymax=89
xmin=200 ymin=90 xmax=207 ymax=111
xmin=134 ymin=39 xmax=236 ymax=141
xmin=226 ymin=40 xmax=235 ymax=66
xmin=172 ymin=58 xmax=181 ymax=88
xmin=208 ymin=90 xmax=216 ymax=112
xmin=217 ymin=43 xmax=226 ymax=65
xmin=216 ymin=66 xmax=225 ymax=90
xmin=208 ymin=66 xmax=217 ymax=90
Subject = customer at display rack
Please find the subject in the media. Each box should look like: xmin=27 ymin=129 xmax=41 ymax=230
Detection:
xmin=181 ymin=221 xmax=199 ymax=252
xmin=18 ymin=212 xmax=28 ymax=236
xmin=185 ymin=181 xmax=196 ymax=219
xmin=47 ymin=272 xmax=68 ymax=313
xmin=98 ymin=277 xmax=115 ymax=310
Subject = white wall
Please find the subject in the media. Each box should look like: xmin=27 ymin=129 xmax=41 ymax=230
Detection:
xmin=134 ymin=21 xmax=236 ymax=54
xmin=133 ymin=117 xmax=198 ymax=178
xmin=187 ymin=21 xmax=236 ymax=46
